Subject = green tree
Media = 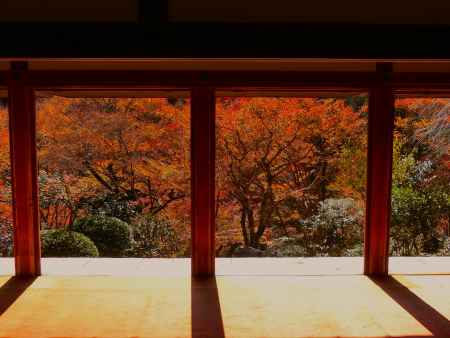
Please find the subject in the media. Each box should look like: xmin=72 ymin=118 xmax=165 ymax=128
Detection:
xmin=390 ymin=137 xmax=450 ymax=255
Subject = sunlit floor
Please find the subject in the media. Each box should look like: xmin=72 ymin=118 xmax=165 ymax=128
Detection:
xmin=1 ymin=257 xmax=450 ymax=276
xmin=0 ymin=273 xmax=449 ymax=338
xmin=1 ymin=258 xmax=449 ymax=337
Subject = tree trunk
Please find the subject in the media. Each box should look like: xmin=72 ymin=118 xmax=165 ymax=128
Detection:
xmin=240 ymin=208 xmax=249 ymax=247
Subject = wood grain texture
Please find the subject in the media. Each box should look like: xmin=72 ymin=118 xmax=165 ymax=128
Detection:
xmin=364 ymin=64 xmax=394 ymax=275
xmin=8 ymin=63 xmax=41 ymax=276
xmin=191 ymin=87 xmax=216 ymax=276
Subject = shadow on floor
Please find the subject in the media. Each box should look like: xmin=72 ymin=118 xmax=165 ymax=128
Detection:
xmin=190 ymin=275 xmax=449 ymax=338
xmin=0 ymin=276 xmax=36 ymax=316
xmin=191 ymin=276 xmax=225 ymax=338
xmin=370 ymin=276 xmax=450 ymax=338
xmin=0 ymin=274 xmax=447 ymax=338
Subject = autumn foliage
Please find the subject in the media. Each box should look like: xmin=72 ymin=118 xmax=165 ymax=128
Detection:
xmin=216 ymin=97 xmax=368 ymax=256
xmin=0 ymin=95 xmax=448 ymax=258
xmin=36 ymin=97 xmax=191 ymax=256
xmin=0 ymin=103 xmax=11 ymax=257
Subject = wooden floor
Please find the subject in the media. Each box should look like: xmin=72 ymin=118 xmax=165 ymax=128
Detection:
xmin=0 ymin=274 xmax=449 ymax=338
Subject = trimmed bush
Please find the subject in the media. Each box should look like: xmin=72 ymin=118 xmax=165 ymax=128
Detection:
xmin=41 ymin=229 xmax=99 ymax=257
xmin=72 ymin=216 xmax=132 ymax=256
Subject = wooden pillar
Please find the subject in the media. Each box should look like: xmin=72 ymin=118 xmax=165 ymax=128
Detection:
xmin=8 ymin=62 xmax=41 ymax=276
xmin=191 ymin=87 xmax=215 ymax=277
xmin=364 ymin=64 xmax=394 ymax=276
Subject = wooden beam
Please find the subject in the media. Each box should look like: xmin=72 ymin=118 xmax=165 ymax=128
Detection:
xmin=25 ymin=70 xmax=374 ymax=90
xmin=191 ymin=87 xmax=215 ymax=277
xmin=17 ymin=69 xmax=450 ymax=98
xmin=364 ymin=64 xmax=394 ymax=276
xmin=391 ymin=72 xmax=450 ymax=90
xmin=8 ymin=62 xmax=41 ymax=276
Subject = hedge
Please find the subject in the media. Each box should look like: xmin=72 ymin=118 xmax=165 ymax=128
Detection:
xmin=41 ymin=229 xmax=99 ymax=257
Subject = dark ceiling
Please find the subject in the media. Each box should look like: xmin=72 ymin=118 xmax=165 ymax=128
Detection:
xmin=1 ymin=1 xmax=450 ymax=59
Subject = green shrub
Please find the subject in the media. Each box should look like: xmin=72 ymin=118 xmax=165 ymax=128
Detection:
xmin=390 ymin=186 xmax=449 ymax=256
xmin=129 ymin=216 xmax=180 ymax=257
xmin=78 ymin=192 xmax=141 ymax=223
xmin=41 ymin=229 xmax=99 ymax=257
xmin=72 ymin=216 xmax=132 ymax=257
xmin=0 ymin=220 xmax=13 ymax=257
xmin=267 ymin=237 xmax=307 ymax=257
xmin=298 ymin=198 xmax=364 ymax=256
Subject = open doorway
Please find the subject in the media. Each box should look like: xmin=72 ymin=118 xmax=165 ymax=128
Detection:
xmin=389 ymin=97 xmax=450 ymax=274
xmin=215 ymin=94 xmax=368 ymax=275
xmin=35 ymin=92 xmax=191 ymax=276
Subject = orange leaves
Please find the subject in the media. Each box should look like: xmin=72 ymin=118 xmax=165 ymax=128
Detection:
xmin=215 ymin=96 xmax=369 ymax=249
xmin=0 ymin=106 xmax=11 ymax=228
xmin=35 ymin=96 xmax=191 ymax=230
